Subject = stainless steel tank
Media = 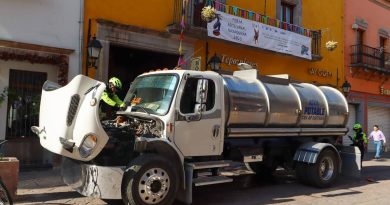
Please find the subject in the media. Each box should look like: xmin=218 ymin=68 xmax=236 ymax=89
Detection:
xmin=222 ymin=75 xmax=348 ymax=129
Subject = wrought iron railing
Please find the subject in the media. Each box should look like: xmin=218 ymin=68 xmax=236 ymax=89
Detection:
xmin=350 ymin=44 xmax=390 ymax=73
xmin=172 ymin=0 xmax=322 ymax=57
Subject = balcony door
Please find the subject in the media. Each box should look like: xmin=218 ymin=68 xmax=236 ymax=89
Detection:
xmin=356 ymin=30 xmax=364 ymax=63
xmin=380 ymin=37 xmax=387 ymax=68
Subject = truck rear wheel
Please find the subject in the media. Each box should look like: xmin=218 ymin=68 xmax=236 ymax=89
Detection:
xmin=297 ymin=149 xmax=339 ymax=188
xmin=121 ymin=154 xmax=179 ymax=205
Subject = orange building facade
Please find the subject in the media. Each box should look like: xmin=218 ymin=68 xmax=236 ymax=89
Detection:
xmin=344 ymin=0 xmax=390 ymax=150
xmin=84 ymin=0 xmax=344 ymax=92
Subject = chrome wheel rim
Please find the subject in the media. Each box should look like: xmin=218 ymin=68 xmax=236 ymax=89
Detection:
xmin=319 ymin=156 xmax=334 ymax=181
xmin=138 ymin=168 xmax=170 ymax=204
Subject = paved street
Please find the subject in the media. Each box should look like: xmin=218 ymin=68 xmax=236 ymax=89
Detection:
xmin=15 ymin=152 xmax=390 ymax=205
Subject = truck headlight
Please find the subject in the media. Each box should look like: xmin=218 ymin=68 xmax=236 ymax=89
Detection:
xmin=79 ymin=133 xmax=98 ymax=158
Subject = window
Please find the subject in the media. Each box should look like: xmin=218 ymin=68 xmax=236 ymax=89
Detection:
xmin=180 ymin=78 xmax=215 ymax=114
xmin=280 ymin=2 xmax=295 ymax=24
xmin=6 ymin=69 xmax=47 ymax=139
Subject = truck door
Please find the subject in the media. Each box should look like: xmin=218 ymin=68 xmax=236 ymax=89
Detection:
xmin=174 ymin=75 xmax=223 ymax=156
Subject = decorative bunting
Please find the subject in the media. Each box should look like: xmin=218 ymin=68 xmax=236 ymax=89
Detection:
xmin=276 ymin=19 xmax=280 ymax=28
xmin=248 ymin=11 xmax=254 ymax=20
xmin=232 ymin=6 xmax=238 ymax=15
xmin=177 ymin=55 xmax=185 ymax=66
xmin=268 ymin=18 xmax=275 ymax=26
xmin=207 ymin=0 xmax=312 ymax=37
xmin=255 ymin=13 xmax=260 ymax=21
xmin=177 ymin=0 xmax=187 ymax=67
xmin=262 ymin=16 xmax=268 ymax=24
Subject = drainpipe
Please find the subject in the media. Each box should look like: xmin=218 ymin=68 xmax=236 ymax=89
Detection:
xmin=78 ymin=0 xmax=84 ymax=75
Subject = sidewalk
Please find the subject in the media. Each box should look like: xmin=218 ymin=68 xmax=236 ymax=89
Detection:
xmin=14 ymin=152 xmax=390 ymax=205
xmin=16 ymin=168 xmax=107 ymax=205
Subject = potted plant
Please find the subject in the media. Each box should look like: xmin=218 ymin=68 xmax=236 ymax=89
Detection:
xmin=0 ymin=141 xmax=19 ymax=201
xmin=326 ymin=41 xmax=338 ymax=51
xmin=201 ymin=6 xmax=217 ymax=23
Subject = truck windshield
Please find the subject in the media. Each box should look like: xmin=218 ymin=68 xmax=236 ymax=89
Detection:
xmin=124 ymin=74 xmax=178 ymax=115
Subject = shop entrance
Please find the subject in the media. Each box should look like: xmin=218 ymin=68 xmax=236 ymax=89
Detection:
xmin=108 ymin=45 xmax=179 ymax=95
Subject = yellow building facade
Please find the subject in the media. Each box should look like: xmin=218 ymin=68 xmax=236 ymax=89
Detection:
xmin=84 ymin=0 xmax=344 ymax=88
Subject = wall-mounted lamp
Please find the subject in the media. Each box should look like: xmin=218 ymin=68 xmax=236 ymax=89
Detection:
xmin=87 ymin=36 xmax=102 ymax=68
xmin=342 ymin=80 xmax=352 ymax=96
xmin=85 ymin=19 xmax=102 ymax=77
xmin=207 ymin=53 xmax=222 ymax=71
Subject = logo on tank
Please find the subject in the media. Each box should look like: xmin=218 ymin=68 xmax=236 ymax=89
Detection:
xmin=301 ymin=100 xmax=325 ymax=120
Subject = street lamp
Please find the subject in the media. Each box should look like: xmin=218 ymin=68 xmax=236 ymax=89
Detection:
xmin=207 ymin=53 xmax=221 ymax=71
xmin=87 ymin=36 xmax=102 ymax=68
xmin=342 ymin=80 xmax=351 ymax=96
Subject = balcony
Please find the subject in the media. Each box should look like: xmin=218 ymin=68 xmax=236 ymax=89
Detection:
xmin=350 ymin=44 xmax=390 ymax=73
xmin=168 ymin=0 xmax=322 ymax=59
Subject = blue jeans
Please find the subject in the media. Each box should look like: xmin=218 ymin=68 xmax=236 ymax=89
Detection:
xmin=374 ymin=141 xmax=383 ymax=158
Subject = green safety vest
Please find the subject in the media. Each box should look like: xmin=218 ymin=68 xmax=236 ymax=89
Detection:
xmin=101 ymin=91 xmax=125 ymax=108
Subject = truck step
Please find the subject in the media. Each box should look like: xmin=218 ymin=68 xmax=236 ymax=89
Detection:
xmin=193 ymin=176 xmax=233 ymax=186
xmin=187 ymin=160 xmax=231 ymax=170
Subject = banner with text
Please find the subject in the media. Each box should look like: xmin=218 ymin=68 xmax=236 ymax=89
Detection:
xmin=207 ymin=11 xmax=312 ymax=60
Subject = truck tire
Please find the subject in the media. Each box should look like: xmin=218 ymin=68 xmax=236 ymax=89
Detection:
xmin=121 ymin=154 xmax=179 ymax=205
xmin=306 ymin=149 xmax=339 ymax=188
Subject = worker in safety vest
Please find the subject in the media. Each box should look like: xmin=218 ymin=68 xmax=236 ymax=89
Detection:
xmin=350 ymin=123 xmax=368 ymax=164
xmin=100 ymin=77 xmax=125 ymax=120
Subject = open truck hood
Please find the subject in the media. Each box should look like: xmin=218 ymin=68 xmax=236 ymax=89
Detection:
xmin=32 ymin=75 xmax=109 ymax=161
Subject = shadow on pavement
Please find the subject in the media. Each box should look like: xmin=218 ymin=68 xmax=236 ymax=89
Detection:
xmin=16 ymin=191 xmax=81 ymax=203
xmin=180 ymin=153 xmax=390 ymax=205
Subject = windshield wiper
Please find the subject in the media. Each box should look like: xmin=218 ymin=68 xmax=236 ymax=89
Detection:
xmin=131 ymin=105 xmax=151 ymax=115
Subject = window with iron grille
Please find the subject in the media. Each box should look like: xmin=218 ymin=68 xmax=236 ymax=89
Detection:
xmin=6 ymin=69 xmax=47 ymax=139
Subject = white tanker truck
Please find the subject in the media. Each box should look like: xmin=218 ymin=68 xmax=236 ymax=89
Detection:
xmin=32 ymin=69 xmax=355 ymax=205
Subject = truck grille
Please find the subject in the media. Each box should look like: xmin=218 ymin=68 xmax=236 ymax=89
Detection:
xmin=67 ymin=94 xmax=80 ymax=126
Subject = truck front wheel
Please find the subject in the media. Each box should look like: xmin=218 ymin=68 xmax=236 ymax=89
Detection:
xmin=122 ymin=154 xmax=179 ymax=205
xmin=297 ymin=149 xmax=339 ymax=188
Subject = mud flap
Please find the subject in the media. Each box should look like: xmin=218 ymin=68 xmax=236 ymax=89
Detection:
xmin=339 ymin=146 xmax=361 ymax=178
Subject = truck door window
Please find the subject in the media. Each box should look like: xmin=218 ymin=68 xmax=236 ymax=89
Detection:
xmin=180 ymin=78 xmax=215 ymax=114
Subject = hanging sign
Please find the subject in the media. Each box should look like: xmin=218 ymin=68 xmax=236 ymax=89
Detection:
xmin=207 ymin=11 xmax=312 ymax=60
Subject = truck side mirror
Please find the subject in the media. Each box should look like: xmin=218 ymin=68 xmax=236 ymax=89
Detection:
xmin=196 ymin=79 xmax=208 ymax=104
xmin=195 ymin=103 xmax=206 ymax=113
xmin=185 ymin=103 xmax=204 ymax=122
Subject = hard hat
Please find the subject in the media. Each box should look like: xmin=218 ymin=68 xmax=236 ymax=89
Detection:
xmin=353 ymin=123 xmax=362 ymax=130
xmin=109 ymin=77 xmax=122 ymax=89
